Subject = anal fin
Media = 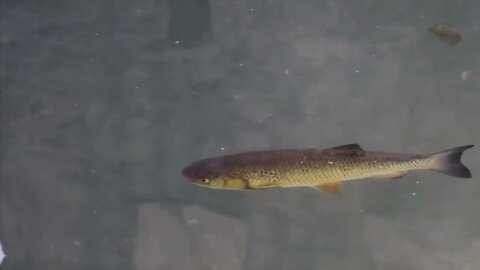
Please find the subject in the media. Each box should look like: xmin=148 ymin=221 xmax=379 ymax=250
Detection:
xmin=312 ymin=182 xmax=342 ymax=195
xmin=372 ymin=171 xmax=408 ymax=179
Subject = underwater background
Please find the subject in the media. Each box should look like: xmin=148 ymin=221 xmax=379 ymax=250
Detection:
xmin=1 ymin=1 xmax=479 ymax=269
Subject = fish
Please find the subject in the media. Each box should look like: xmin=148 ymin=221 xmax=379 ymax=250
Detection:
xmin=429 ymin=23 xmax=462 ymax=45
xmin=182 ymin=144 xmax=474 ymax=195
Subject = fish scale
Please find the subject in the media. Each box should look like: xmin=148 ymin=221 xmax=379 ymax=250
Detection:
xmin=234 ymin=153 xmax=430 ymax=188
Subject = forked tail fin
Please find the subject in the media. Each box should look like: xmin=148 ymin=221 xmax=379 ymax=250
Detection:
xmin=430 ymin=145 xmax=474 ymax=178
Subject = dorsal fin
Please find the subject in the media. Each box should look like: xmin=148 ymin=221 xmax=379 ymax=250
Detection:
xmin=323 ymin=144 xmax=365 ymax=156
xmin=330 ymin=144 xmax=364 ymax=151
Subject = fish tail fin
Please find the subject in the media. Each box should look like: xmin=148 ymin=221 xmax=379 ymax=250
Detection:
xmin=429 ymin=145 xmax=473 ymax=178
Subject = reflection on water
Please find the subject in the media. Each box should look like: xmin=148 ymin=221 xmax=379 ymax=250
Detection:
xmin=1 ymin=0 xmax=479 ymax=269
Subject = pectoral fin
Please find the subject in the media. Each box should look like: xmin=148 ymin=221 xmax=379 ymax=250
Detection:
xmin=372 ymin=171 xmax=408 ymax=179
xmin=312 ymin=182 xmax=342 ymax=195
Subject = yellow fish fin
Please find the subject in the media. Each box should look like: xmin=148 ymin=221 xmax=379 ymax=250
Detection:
xmin=312 ymin=182 xmax=342 ymax=195
xmin=372 ymin=171 xmax=408 ymax=179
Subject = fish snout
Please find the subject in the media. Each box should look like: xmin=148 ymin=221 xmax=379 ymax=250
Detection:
xmin=182 ymin=165 xmax=196 ymax=180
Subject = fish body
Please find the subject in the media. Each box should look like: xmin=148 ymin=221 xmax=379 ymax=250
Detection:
xmin=182 ymin=144 xmax=473 ymax=194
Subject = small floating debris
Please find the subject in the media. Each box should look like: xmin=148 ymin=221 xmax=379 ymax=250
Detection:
xmin=0 ymin=241 xmax=5 ymax=265
xmin=461 ymin=71 xmax=470 ymax=81
xmin=429 ymin=23 xmax=462 ymax=45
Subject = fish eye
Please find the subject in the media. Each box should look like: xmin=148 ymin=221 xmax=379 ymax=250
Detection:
xmin=200 ymin=179 xmax=209 ymax=183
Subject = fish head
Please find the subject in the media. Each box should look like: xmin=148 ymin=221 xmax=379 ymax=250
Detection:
xmin=182 ymin=157 xmax=248 ymax=190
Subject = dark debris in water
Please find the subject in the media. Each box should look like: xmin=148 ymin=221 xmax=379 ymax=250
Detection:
xmin=429 ymin=23 xmax=462 ymax=45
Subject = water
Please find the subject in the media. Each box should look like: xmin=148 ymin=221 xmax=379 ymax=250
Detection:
xmin=1 ymin=1 xmax=479 ymax=269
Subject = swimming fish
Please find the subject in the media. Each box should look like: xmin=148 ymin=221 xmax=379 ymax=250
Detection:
xmin=429 ymin=23 xmax=462 ymax=45
xmin=182 ymin=144 xmax=473 ymax=194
